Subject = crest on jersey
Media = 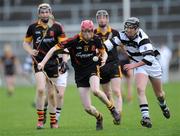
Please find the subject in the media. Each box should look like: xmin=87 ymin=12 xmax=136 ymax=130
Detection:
xmin=84 ymin=45 xmax=89 ymax=51
xmin=144 ymin=46 xmax=147 ymax=51
xmin=49 ymin=31 xmax=54 ymax=37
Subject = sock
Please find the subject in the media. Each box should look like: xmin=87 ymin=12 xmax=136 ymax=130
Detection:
xmin=158 ymin=96 xmax=168 ymax=110
xmin=37 ymin=109 xmax=44 ymax=122
xmin=96 ymin=112 xmax=102 ymax=121
xmin=50 ymin=113 xmax=56 ymax=125
xmin=56 ymin=108 xmax=61 ymax=121
xmin=107 ymin=103 xmax=114 ymax=111
xmin=140 ymin=104 xmax=150 ymax=118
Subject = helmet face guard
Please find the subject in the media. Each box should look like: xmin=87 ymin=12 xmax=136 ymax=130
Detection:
xmin=38 ymin=3 xmax=52 ymax=14
xmin=96 ymin=10 xmax=109 ymax=19
xmin=124 ymin=17 xmax=140 ymax=30
xmin=38 ymin=3 xmax=52 ymax=23
xmin=124 ymin=17 xmax=140 ymax=39
xmin=96 ymin=10 xmax=109 ymax=27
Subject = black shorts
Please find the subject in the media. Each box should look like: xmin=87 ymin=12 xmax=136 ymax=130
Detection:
xmin=5 ymin=68 xmax=15 ymax=76
xmin=34 ymin=60 xmax=59 ymax=78
xmin=75 ymin=65 xmax=100 ymax=88
xmin=119 ymin=59 xmax=130 ymax=77
xmin=100 ymin=62 xmax=122 ymax=84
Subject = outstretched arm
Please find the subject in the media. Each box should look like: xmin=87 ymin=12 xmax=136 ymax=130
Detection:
xmin=98 ymin=48 xmax=108 ymax=67
xmin=38 ymin=46 xmax=57 ymax=70
xmin=124 ymin=61 xmax=145 ymax=71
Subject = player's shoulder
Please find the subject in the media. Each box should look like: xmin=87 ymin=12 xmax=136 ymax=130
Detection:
xmin=53 ymin=21 xmax=64 ymax=30
xmin=138 ymin=28 xmax=149 ymax=39
xmin=93 ymin=34 xmax=102 ymax=41
xmin=54 ymin=21 xmax=63 ymax=27
xmin=66 ymin=34 xmax=79 ymax=43
xmin=111 ymin=28 xmax=118 ymax=33
xmin=28 ymin=21 xmax=38 ymax=29
xmin=111 ymin=28 xmax=120 ymax=37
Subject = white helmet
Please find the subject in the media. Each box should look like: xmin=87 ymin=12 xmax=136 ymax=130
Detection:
xmin=38 ymin=3 xmax=52 ymax=14
xmin=96 ymin=10 xmax=109 ymax=19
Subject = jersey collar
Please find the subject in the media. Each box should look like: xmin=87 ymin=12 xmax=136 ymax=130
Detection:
xmin=96 ymin=25 xmax=111 ymax=35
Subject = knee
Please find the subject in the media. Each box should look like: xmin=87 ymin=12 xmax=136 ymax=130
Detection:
xmin=104 ymin=89 xmax=111 ymax=97
xmin=57 ymin=93 xmax=64 ymax=99
xmin=37 ymin=88 xmax=45 ymax=97
xmin=136 ymin=87 xmax=145 ymax=96
xmin=92 ymin=89 xmax=100 ymax=97
xmin=84 ymin=107 xmax=93 ymax=114
xmin=112 ymin=89 xmax=121 ymax=97
xmin=48 ymin=92 xmax=55 ymax=100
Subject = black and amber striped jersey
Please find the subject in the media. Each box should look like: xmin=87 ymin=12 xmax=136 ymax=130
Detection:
xmin=94 ymin=26 xmax=120 ymax=64
xmin=24 ymin=20 xmax=66 ymax=63
xmin=55 ymin=33 xmax=105 ymax=72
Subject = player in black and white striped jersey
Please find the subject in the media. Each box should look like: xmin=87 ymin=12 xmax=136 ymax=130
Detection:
xmin=104 ymin=17 xmax=170 ymax=128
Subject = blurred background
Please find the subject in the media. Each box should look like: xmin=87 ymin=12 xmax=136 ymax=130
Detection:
xmin=0 ymin=0 xmax=180 ymax=86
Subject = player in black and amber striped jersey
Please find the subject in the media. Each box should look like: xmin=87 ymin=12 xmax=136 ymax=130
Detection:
xmin=94 ymin=10 xmax=123 ymax=116
xmin=38 ymin=20 xmax=121 ymax=130
xmin=23 ymin=3 xmax=67 ymax=129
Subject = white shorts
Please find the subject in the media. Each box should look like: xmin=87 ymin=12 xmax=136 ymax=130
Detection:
xmin=134 ymin=59 xmax=162 ymax=79
xmin=56 ymin=71 xmax=68 ymax=87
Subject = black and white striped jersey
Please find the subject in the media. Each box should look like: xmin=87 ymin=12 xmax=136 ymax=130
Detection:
xmin=104 ymin=28 xmax=159 ymax=66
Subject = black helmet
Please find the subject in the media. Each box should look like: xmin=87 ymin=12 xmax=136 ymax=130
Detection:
xmin=124 ymin=17 xmax=140 ymax=29
xmin=96 ymin=10 xmax=109 ymax=19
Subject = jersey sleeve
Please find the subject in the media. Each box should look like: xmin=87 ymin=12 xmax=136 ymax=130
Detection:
xmin=56 ymin=23 xmax=67 ymax=43
xmin=24 ymin=25 xmax=33 ymax=43
xmin=104 ymin=34 xmax=122 ymax=51
xmin=138 ymin=38 xmax=155 ymax=66
xmin=55 ymin=35 xmax=77 ymax=50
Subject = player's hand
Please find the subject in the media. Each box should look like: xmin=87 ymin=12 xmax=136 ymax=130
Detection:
xmin=100 ymin=57 xmax=107 ymax=67
xmin=124 ymin=64 xmax=135 ymax=71
xmin=38 ymin=63 xmax=44 ymax=70
xmin=59 ymin=61 xmax=69 ymax=74
xmin=31 ymin=49 xmax=39 ymax=56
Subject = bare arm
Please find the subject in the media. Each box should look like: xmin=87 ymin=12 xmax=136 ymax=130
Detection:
xmin=62 ymin=49 xmax=70 ymax=63
xmin=99 ymin=49 xmax=108 ymax=67
xmin=23 ymin=41 xmax=39 ymax=56
xmin=124 ymin=61 xmax=145 ymax=71
xmin=38 ymin=46 xmax=57 ymax=70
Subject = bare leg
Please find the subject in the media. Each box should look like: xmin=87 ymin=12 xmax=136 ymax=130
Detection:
xmin=135 ymin=73 xmax=148 ymax=106
xmin=47 ymin=78 xmax=58 ymax=128
xmin=78 ymin=87 xmax=100 ymax=117
xmin=35 ymin=72 xmax=47 ymax=129
xmin=149 ymin=77 xmax=170 ymax=119
xmin=90 ymin=75 xmax=120 ymax=125
xmin=78 ymin=87 xmax=103 ymax=130
xmin=35 ymin=72 xmax=46 ymax=110
xmin=5 ymin=75 xmax=15 ymax=96
xmin=135 ymin=73 xmax=152 ymax=128
xmin=101 ymin=83 xmax=114 ymax=104
xmin=126 ymin=69 xmax=133 ymax=102
xmin=111 ymin=77 xmax=123 ymax=114
xmin=46 ymin=80 xmax=56 ymax=113
xmin=90 ymin=76 xmax=112 ymax=108
xmin=56 ymin=85 xmax=65 ymax=121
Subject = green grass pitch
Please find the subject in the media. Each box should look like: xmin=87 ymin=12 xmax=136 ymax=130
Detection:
xmin=0 ymin=82 xmax=180 ymax=136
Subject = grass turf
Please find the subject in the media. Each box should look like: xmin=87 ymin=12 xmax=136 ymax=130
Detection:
xmin=0 ymin=82 xmax=180 ymax=136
